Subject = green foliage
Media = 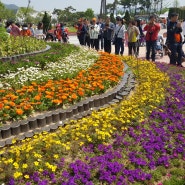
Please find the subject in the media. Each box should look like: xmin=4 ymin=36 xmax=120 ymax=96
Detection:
xmin=124 ymin=10 xmax=131 ymax=24
xmin=0 ymin=27 xmax=9 ymax=42
xmin=0 ymin=36 xmax=46 ymax=57
xmin=16 ymin=7 xmax=36 ymax=23
xmin=0 ymin=43 xmax=79 ymax=75
xmin=151 ymin=170 xmax=163 ymax=182
xmin=170 ymin=168 xmax=185 ymax=177
xmin=84 ymin=8 xmax=94 ymax=20
xmin=168 ymin=7 xmax=185 ymax=20
xmin=171 ymin=158 xmax=181 ymax=167
xmin=163 ymin=176 xmax=185 ymax=185
xmin=0 ymin=1 xmax=16 ymax=20
xmin=42 ymin=11 xmax=51 ymax=34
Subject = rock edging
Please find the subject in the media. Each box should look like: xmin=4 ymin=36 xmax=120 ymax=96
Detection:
xmin=0 ymin=63 xmax=136 ymax=147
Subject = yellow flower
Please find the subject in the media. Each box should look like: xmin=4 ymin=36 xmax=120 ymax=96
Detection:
xmin=7 ymin=158 xmax=13 ymax=164
xmin=13 ymin=171 xmax=22 ymax=179
xmin=53 ymin=154 xmax=59 ymax=159
xmin=22 ymin=163 xmax=28 ymax=169
xmin=13 ymin=162 xmax=19 ymax=169
xmin=24 ymin=174 xmax=30 ymax=179
xmin=34 ymin=161 xmax=39 ymax=166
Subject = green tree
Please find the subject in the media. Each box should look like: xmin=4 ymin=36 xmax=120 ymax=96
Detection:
xmin=16 ymin=6 xmax=36 ymax=23
xmin=0 ymin=1 xmax=16 ymax=20
xmin=119 ymin=0 xmax=131 ymax=13
xmin=123 ymin=10 xmax=131 ymax=25
xmin=42 ymin=11 xmax=51 ymax=33
xmin=84 ymin=8 xmax=94 ymax=20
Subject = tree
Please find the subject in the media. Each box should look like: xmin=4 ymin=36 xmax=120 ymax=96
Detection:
xmin=123 ymin=10 xmax=131 ymax=24
xmin=0 ymin=1 xmax=16 ymax=20
xmin=42 ymin=11 xmax=51 ymax=33
xmin=84 ymin=8 xmax=94 ymax=20
xmin=119 ymin=0 xmax=131 ymax=13
xmin=16 ymin=7 xmax=36 ymax=23
xmin=53 ymin=6 xmax=76 ymax=23
xmin=173 ymin=0 xmax=179 ymax=11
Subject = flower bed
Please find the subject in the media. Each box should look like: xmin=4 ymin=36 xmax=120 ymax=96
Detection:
xmin=0 ymin=46 xmax=124 ymax=123
xmin=0 ymin=36 xmax=46 ymax=57
xmin=1 ymin=57 xmax=184 ymax=185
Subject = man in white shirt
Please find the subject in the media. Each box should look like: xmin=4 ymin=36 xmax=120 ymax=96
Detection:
xmin=89 ymin=18 xmax=100 ymax=51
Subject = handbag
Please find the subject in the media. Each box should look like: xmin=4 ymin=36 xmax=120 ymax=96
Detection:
xmin=112 ymin=25 xmax=123 ymax=45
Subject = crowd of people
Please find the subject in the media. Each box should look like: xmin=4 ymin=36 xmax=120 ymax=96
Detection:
xmin=3 ymin=20 xmax=69 ymax=43
xmin=74 ymin=14 xmax=185 ymax=67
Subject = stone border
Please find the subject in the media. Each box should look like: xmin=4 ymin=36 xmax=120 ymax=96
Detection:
xmin=0 ymin=45 xmax=51 ymax=62
xmin=0 ymin=63 xmax=136 ymax=147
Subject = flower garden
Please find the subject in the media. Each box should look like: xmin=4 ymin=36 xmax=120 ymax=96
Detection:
xmin=0 ymin=39 xmax=185 ymax=185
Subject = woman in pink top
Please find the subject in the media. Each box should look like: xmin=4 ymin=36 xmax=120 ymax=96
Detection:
xmin=10 ymin=21 xmax=21 ymax=36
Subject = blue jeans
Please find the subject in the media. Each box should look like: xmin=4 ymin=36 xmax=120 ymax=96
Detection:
xmin=146 ymin=40 xmax=156 ymax=61
xmin=115 ymin=37 xmax=124 ymax=55
xmin=169 ymin=43 xmax=182 ymax=65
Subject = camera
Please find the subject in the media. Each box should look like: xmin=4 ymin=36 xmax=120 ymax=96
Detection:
xmin=90 ymin=26 xmax=94 ymax=29
xmin=149 ymin=31 xmax=153 ymax=35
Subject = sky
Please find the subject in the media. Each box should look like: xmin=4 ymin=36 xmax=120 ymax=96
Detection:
xmin=1 ymin=0 xmax=185 ymax=13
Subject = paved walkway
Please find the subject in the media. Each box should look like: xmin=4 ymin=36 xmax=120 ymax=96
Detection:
xmin=69 ymin=28 xmax=185 ymax=67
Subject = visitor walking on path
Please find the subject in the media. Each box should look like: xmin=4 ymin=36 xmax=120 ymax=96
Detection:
xmin=114 ymin=17 xmax=125 ymax=56
xmin=166 ymin=13 xmax=183 ymax=67
xmin=103 ymin=16 xmax=115 ymax=53
xmin=127 ymin=20 xmax=140 ymax=56
xmin=75 ymin=18 xmax=87 ymax=46
xmin=83 ymin=18 xmax=91 ymax=47
xmin=97 ymin=17 xmax=104 ymax=50
xmin=144 ymin=15 xmax=160 ymax=62
xmin=89 ymin=18 xmax=100 ymax=51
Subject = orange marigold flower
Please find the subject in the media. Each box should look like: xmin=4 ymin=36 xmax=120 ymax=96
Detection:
xmin=61 ymin=95 xmax=67 ymax=100
xmin=4 ymin=105 xmax=10 ymax=110
xmin=9 ymin=101 xmax=16 ymax=107
xmin=52 ymin=99 xmax=62 ymax=104
xmin=34 ymin=95 xmax=41 ymax=101
xmin=45 ymin=95 xmax=53 ymax=99
xmin=16 ymin=109 xmax=24 ymax=115
xmin=23 ymin=104 xmax=32 ymax=110
xmin=71 ymin=93 xmax=77 ymax=100
xmin=0 ymin=89 xmax=5 ymax=93
xmin=78 ymin=90 xmax=84 ymax=96
xmin=0 ymin=103 xmax=4 ymax=109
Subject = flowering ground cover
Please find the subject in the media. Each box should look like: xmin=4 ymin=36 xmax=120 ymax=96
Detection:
xmin=0 ymin=36 xmax=46 ymax=57
xmin=0 ymin=45 xmax=123 ymax=123
xmin=1 ymin=55 xmax=184 ymax=185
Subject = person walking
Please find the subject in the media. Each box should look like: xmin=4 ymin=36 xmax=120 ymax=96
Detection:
xmin=127 ymin=20 xmax=140 ymax=56
xmin=114 ymin=17 xmax=125 ymax=55
xmin=83 ymin=18 xmax=91 ymax=47
xmin=143 ymin=15 xmax=160 ymax=62
xmin=89 ymin=18 xmax=100 ymax=51
xmin=9 ymin=21 xmax=21 ymax=36
xmin=103 ymin=16 xmax=114 ymax=53
xmin=97 ymin=17 xmax=104 ymax=50
xmin=75 ymin=18 xmax=87 ymax=45
xmin=166 ymin=13 xmax=183 ymax=67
